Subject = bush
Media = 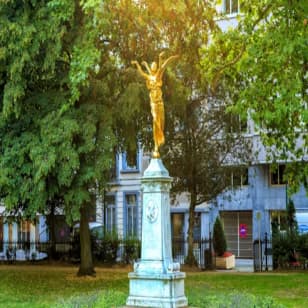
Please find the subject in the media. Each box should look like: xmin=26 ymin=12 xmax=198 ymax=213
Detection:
xmin=298 ymin=233 xmax=308 ymax=259
xmin=94 ymin=231 xmax=119 ymax=263
xmin=123 ymin=236 xmax=141 ymax=264
xmin=213 ymin=216 xmax=227 ymax=257
xmin=272 ymin=230 xmax=303 ymax=269
xmin=70 ymin=231 xmax=120 ymax=264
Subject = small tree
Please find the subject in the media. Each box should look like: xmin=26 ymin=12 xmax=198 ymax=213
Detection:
xmin=213 ymin=217 xmax=227 ymax=257
xmin=286 ymin=200 xmax=298 ymax=236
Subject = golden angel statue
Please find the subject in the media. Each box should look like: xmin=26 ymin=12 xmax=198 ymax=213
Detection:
xmin=132 ymin=52 xmax=179 ymax=158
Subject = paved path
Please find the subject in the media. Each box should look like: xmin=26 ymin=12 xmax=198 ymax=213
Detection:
xmin=235 ymin=258 xmax=254 ymax=272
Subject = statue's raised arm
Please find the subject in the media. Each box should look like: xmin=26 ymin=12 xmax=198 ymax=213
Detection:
xmin=158 ymin=54 xmax=179 ymax=79
xmin=142 ymin=61 xmax=151 ymax=74
xmin=131 ymin=60 xmax=148 ymax=79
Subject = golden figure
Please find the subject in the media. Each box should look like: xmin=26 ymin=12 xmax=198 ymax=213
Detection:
xmin=132 ymin=52 xmax=178 ymax=158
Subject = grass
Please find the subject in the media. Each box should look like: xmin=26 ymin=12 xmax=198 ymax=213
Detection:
xmin=185 ymin=271 xmax=308 ymax=308
xmin=0 ymin=264 xmax=307 ymax=307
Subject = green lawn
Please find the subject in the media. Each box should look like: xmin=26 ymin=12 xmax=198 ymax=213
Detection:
xmin=0 ymin=264 xmax=307 ymax=307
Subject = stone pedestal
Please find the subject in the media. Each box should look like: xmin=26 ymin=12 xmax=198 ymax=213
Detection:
xmin=126 ymin=158 xmax=188 ymax=308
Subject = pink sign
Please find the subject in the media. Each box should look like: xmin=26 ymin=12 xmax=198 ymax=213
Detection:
xmin=239 ymin=224 xmax=247 ymax=238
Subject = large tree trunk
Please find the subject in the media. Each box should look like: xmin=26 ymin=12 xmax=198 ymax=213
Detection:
xmin=46 ymin=201 xmax=57 ymax=260
xmin=186 ymin=193 xmax=198 ymax=266
xmin=78 ymin=203 xmax=95 ymax=276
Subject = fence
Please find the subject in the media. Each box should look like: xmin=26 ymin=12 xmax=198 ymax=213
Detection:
xmin=253 ymin=233 xmax=273 ymax=271
xmin=172 ymin=237 xmax=212 ymax=269
xmin=0 ymin=239 xmax=142 ymax=264
xmin=0 ymin=238 xmax=213 ymax=268
xmin=0 ymin=241 xmax=71 ymax=262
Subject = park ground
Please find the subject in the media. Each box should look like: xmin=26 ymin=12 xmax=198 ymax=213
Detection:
xmin=0 ymin=264 xmax=307 ymax=308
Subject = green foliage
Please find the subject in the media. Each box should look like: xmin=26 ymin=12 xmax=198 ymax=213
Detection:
xmin=286 ymin=200 xmax=298 ymax=235
xmin=0 ymin=0 xmax=74 ymax=116
xmin=298 ymin=233 xmax=308 ymax=259
xmin=58 ymin=290 xmax=284 ymax=308
xmin=190 ymin=292 xmax=285 ymax=308
xmin=213 ymin=216 xmax=227 ymax=256
xmin=99 ymin=0 xmax=246 ymax=265
xmin=0 ymin=1 xmax=125 ymax=221
xmin=0 ymin=1 xmax=145 ymax=274
xmin=272 ymin=232 xmax=298 ymax=269
xmin=123 ymin=236 xmax=141 ymax=264
xmin=201 ymin=1 xmax=308 ymax=191
xmin=95 ymin=231 xmax=120 ymax=264
xmin=1 ymin=265 xmax=308 ymax=307
xmin=57 ymin=293 xmax=99 ymax=308
xmin=273 ymin=230 xmax=308 ymax=269
xmin=56 ymin=290 xmax=126 ymax=308
xmin=272 ymin=200 xmax=303 ymax=268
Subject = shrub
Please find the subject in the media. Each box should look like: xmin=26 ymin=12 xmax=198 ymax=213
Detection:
xmin=298 ymin=233 xmax=308 ymax=259
xmin=95 ymin=231 xmax=119 ymax=263
xmin=272 ymin=232 xmax=294 ymax=269
xmin=213 ymin=216 xmax=227 ymax=257
xmin=123 ymin=236 xmax=141 ymax=264
xmin=71 ymin=231 xmax=120 ymax=264
xmin=271 ymin=205 xmax=302 ymax=269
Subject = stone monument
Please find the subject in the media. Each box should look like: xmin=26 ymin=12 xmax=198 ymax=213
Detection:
xmin=127 ymin=53 xmax=187 ymax=307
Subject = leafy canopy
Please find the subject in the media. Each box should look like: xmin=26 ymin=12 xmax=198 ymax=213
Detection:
xmin=201 ymin=0 xmax=308 ymax=191
xmin=0 ymin=1 xmax=135 ymax=222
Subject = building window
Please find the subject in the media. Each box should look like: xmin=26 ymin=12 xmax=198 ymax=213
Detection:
xmin=271 ymin=211 xmax=288 ymax=233
xmin=18 ymin=221 xmax=30 ymax=243
xmin=125 ymin=193 xmax=138 ymax=237
xmin=223 ymin=0 xmax=240 ymax=15
xmin=225 ymin=114 xmax=247 ymax=134
xmin=193 ymin=213 xmax=201 ymax=241
xmin=105 ymin=194 xmax=117 ymax=233
xmin=270 ymin=165 xmax=286 ymax=185
xmin=9 ymin=223 xmax=13 ymax=246
xmin=121 ymin=148 xmax=140 ymax=173
xmin=171 ymin=213 xmax=185 ymax=240
xmin=171 ymin=213 xmax=185 ymax=259
xmin=231 ymin=168 xmax=249 ymax=188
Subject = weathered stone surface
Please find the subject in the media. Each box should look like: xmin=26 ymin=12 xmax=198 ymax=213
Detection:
xmin=126 ymin=158 xmax=187 ymax=307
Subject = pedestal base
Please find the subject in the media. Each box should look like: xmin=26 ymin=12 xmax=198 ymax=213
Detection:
xmin=126 ymin=272 xmax=188 ymax=308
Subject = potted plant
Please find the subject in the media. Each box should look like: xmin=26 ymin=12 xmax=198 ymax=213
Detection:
xmin=213 ymin=216 xmax=235 ymax=269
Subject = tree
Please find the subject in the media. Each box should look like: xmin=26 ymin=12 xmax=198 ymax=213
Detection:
xmin=45 ymin=196 xmax=65 ymax=260
xmin=213 ymin=216 xmax=227 ymax=257
xmin=0 ymin=1 xmax=135 ymax=275
xmin=163 ymin=91 xmax=247 ymax=265
xmin=201 ymin=0 xmax=308 ymax=192
xmin=100 ymin=0 xmax=248 ymax=265
xmin=286 ymin=200 xmax=298 ymax=236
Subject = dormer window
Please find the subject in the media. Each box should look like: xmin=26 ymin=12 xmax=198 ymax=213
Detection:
xmin=121 ymin=148 xmax=140 ymax=173
xmin=270 ymin=165 xmax=286 ymax=186
xmin=223 ymin=0 xmax=240 ymax=15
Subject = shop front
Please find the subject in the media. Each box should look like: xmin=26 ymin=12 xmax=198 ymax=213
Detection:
xmin=220 ymin=211 xmax=253 ymax=258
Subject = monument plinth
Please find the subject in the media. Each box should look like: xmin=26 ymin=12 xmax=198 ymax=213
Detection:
xmin=126 ymin=158 xmax=188 ymax=308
